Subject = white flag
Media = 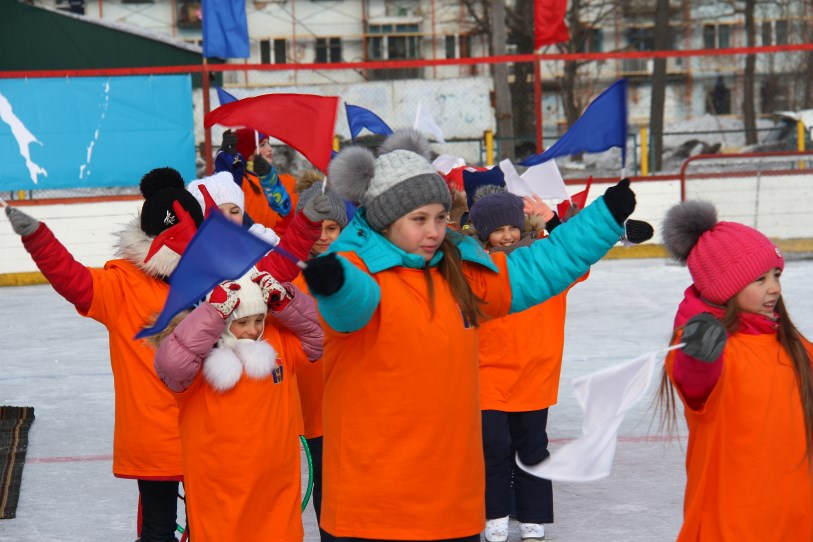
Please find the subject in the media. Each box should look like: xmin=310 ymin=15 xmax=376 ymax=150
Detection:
xmin=500 ymin=159 xmax=535 ymax=198
xmin=433 ymin=154 xmax=465 ymax=175
xmin=414 ymin=102 xmax=446 ymax=144
xmin=517 ymin=351 xmax=659 ymax=482
xmin=520 ymin=161 xmax=569 ymax=201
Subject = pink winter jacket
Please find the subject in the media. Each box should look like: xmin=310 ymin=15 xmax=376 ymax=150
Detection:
xmin=154 ymin=283 xmax=323 ymax=392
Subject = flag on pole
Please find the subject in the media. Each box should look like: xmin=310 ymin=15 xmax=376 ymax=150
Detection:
xmin=500 ymin=159 xmax=569 ymax=201
xmin=204 ymin=93 xmax=339 ymax=173
xmin=135 ymin=212 xmax=275 ymax=339
xmin=520 ymin=79 xmax=628 ymax=168
xmin=534 ymin=0 xmax=570 ymax=49
xmin=557 ymin=177 xmax=592 ymax=218
xmin=345 ymin=104 xmax=393 ymax=142
xmin=215 ymin=86 xmax=238 ymax=106
xmin=202 ymin=0 xmax=250 ymax=59
xmin=516 ymin=351 xmax=660 ymax=482
xmin=414 ymin=102 xmax=446 ymax=144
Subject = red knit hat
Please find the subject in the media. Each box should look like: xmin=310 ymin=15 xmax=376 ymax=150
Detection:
xmin=234 ymin=128 xmax=267 ymax=159
xmin=662 ymin=200 xmax=784 ymax=305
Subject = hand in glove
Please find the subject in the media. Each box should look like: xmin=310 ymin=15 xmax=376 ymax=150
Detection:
xmin=681 ymin=313 xmax=727 ymax=363
xmin=252 ymin=271 xmax=288 ymax=306
xmin=253 ymin=154 xmax=272 ymax=177
xmin=207 ymin=280 xmax=241 ymax=320
xmin=5 ymin=206 xmax=41 ymax=237
xmin=302 ymin=192 xmax=334 ymax=223
xmin=302 ymin=253 xmax=345 ymax=296
xmin=602 ymin=178 xmax=636 ymax=225
xmin=220 ymin=129 xmax=238 ymax=156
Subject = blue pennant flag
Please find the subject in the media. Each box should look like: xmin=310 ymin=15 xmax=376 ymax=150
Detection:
xmin=202 ymin=0 xmax=250 ymax=59
xmin=345 ymin=103 xmax=393 ymax=142
xmin=520 ymin=79 xmax=628 ymax=168
xmin=216 ymin=86 xmax=238 ymax=106
xmin=135 ymin=212 xmax=275 ymax=339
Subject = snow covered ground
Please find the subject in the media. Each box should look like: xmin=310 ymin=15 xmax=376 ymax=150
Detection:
xmin=2 ymin=256 xmax=812 ymax=542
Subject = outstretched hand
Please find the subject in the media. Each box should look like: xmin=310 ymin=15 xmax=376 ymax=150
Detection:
xmin=681 ymin=312 xmax=726 ymax=363
xmin=603 ymin=178 xmax=636 ymax=225
xmin=5 ymin=206 xmax=40 ymax=237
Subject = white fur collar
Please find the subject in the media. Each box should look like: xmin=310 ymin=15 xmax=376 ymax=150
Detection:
xmin=114 ymin=216 xmax=182 ymax=279
xmin=202 ymin=339 xmax=279 ymax=392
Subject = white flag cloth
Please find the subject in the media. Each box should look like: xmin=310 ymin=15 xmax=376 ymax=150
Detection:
xmin=433 ymin=154 xmax=465 ymax=175
xmin=500 ymin=159 xmax=535 ymax=197
xmin=414 ymin=102 xmax=446 ymax=144
xmin=500 ymin=159 xmax=569 ymax=201
xmin=517 ymin=351 xmax=659 ymax=482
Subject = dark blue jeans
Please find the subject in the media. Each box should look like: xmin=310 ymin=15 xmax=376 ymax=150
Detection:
xmin=137 ymin=479 xmax=179 ymax=542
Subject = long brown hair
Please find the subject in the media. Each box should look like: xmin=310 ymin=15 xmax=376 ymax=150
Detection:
xmin=423 ymin=236 xmax=485 ymax=327
xmin=658 ymin=297 xmax=813 ymax=457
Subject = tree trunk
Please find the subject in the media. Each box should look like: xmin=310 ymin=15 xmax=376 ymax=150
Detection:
xmin=490 ymin=0 xmax=515 ymax=161
xmin=649 ymin=0 xmax=670 ymax=172
xmin=561 ymin=0 xmax=582 ymax=129
xmin=510 ymin=0 xmax=536 ymax=141
xmin=743 ymin=0 xmax=757 ymax=145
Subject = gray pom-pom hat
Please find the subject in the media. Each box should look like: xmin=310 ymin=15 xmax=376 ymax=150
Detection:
xmin=328 ymin=128 xmax=451 ymax=231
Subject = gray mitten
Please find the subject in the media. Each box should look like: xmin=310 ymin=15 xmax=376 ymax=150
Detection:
xmin=302 ymin=192 xmax=334 ymax=222
xmin=5 ymin=206 xmax=40 ymax=236
xmin=681 ymin=312 xmax=726 ymax=362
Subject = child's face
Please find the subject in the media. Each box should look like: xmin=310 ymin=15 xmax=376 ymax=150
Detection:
xmin=218 ymin=203 xmax=244 ymax=225
xmin=312 ymin=220 xmax=342 ymax=255
xmin=487 ymin=225 xmax=521 ymax=248
xmin=229 ymin=314 xmax=265 ymax=340
xmin=734 ymin=267 xmax=782 ymax=318
xmin=383 ymin=203 xmax=448 ymax=262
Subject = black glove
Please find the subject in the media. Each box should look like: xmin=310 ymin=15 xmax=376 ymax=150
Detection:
xmin=621 ymin=219 xmax=654 ymax=244
xmin=253 ymin=154 xmax=271 ymax=177
xmin=220 ymin=129 xmax=238 ymax=156
xmin=302 ymin=253 xmax=345 ymax=296
xmin=603 ymin=178 xmax=636 ymax=225
xmin=5 ymin=206 xmax=40 ymax=236
xmin=681 ymin=313 xmax=726 ymax=363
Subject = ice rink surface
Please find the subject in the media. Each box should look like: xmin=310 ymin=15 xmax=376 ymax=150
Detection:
xmin=2 ymin=257 xmax=812 ymax=541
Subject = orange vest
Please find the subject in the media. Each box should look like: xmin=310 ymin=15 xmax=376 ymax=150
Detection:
xmin=81 ymin=259 xmax=182 ymax=479
xmin=666 ymin=331 xmax=813 ymax=541
xmin=243 ymin=171 xmax=299 ymax=236
xmin=319 ymin=251 xmax=511 ymax=539
xmin=176 ymin=321 xmax=308 ymax=542
xmin=291 ymin=275 xmax=324 ymax=439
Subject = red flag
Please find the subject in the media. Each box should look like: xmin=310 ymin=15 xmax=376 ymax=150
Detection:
xmin=557 ymin=177 xmax=592 ymax=219
xmin=204 ymin=93 xmax=338 ymax=173
xmin=534 ymin=0 xmax=569 ymax=49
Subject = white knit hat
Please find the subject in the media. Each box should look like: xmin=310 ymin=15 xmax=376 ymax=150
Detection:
xmin=187 ymin=171 xmax=245 ymax=215
xmin=227 ymin=268 xmax=268 ymax=323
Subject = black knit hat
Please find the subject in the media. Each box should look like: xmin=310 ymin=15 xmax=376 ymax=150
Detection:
xmin=468 ymin=189 xmax=525 ymax=242
xmin=139 ymin=167 xmax=204 ymax=237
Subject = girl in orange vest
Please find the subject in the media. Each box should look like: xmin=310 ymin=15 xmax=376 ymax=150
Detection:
xmin=660 ymin=200 xmax=813 ymax=541
xmin=467 ymin=187 xmax=582 ymax=542
xmin=299 ymin=128 xmax=637 ymax=542
xmin=153 ymin=267 xmax=322 ymax=542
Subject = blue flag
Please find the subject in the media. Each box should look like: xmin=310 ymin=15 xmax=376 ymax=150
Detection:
xmin=202 ymin=0 xmax=250 ymax=59
xmin=216 ymin=86 xmax=238 ymax=106
xmin=345 ymin=103 xmax=393 ymax=142
xmin=520 ymin=79 xmax=628 ymax=167
xmin=135 ymin=212 xmax=274 ymax=339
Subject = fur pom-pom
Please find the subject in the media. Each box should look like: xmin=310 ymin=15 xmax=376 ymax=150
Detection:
xmin=661 ymin=200 xmax=718 ymax=263
xmin=203 ymin=347 xmax=244 ymax=392
xmin=378 ymin=128 xmax=432 ymax=160
xmin=237 ymin=340 xmax=278 ymax=380
xmin=328 ymin=146 xmax=376 ymax=204
xmin=139 ymin=167 xmax=185 ymax=198
xmin=295 ymin=169 xmax=326 ymax=194
xmin=472 ymin=184 xmax=508 ymax=203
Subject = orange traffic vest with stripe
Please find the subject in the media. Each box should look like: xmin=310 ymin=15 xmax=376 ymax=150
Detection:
xmin=81 ymin=259 xmax=183 ymax=479
xmin=176 ymin=321 xmax=309 ymax=542
xmin=319 ymin=251 xmax=512 ymax=539
xmin=666 ymin=331 xmax=813 ymax=541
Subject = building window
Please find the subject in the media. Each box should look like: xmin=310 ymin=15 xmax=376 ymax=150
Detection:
xmin=274 ymin=39 xmax=287 ymax=64
xmin=775 ymin=20 xmax=788 ymax=45
xmin=445 ymin=35 xmax=456 ymax=59
xmin=703 ymin=24 xmax=733 ymax=49
xmin=761 ymin=21 xmax=772 ymax=46
xmin=460 ymin=34 xmax=471 ymax=58
xmin=176 ymin=1 xmax=202 ymax=29
xmin=260 ymin=40 xmax=271 ymax=64
xmin=579 ymin=27 xmax=603 ymax=53
xmin=316 ymin=37 xmax=342 ymax=63
xmin=366 ymin=22 xmax=422 ymax=79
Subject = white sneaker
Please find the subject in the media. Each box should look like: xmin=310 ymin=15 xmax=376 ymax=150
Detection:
xmin=519 ymin=522 xmax=546 ymax=541
xmin=484 ymin=516 xmax=509 ymax=542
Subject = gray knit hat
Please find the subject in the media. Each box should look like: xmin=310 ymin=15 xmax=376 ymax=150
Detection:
xmin=468 ymin=187 xmax=525 ymax=242
xmin=295 ymin=180 xmax=348 ymax=229
xmin=328 ymin=128 xmax=451 ymax=231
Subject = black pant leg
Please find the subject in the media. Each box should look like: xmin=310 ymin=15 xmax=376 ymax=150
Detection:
xmin=307 ymin=435 xmax=324 ymax=524
xmin=509 ymin=409 xmax=553 ymax=524
xmin=482 ymin=410 xmax=513 ymax=519
xmin=137 ymin=479 xmax=179 ymax=542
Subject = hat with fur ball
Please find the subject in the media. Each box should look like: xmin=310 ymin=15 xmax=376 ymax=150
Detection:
xmin=187 ymin=171 xmax=245 ymax=215
xmin=468 ymin=186 xmax=525 ymax=242
xmin=662 ymin=200 xmax=784 ymax=305
xmin=140 ymin=167 xmax=204 ymax=237
xmin=328 ymin=128 xmax=451 ymax=231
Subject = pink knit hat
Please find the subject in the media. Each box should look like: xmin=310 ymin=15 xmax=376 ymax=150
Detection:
xmin=662 ymin=201 xmax=784 ymax=305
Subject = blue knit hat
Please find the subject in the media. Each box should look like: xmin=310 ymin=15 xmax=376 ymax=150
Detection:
xmin=462 ymin=167 xmax=506 ymax=210
xmin=468 ymin=189 xmax=525 ymax=242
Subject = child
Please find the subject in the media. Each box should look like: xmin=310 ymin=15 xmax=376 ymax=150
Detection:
xmin=5 ymin=168 xmax=203 ymax=542
xmin=300 ymin=128 xmax=636 ymax=541
xmin=468 ymin=188 xmax=584 ymax=542
xmin=290 ymin=170 xmax=349 ymax=525
xmin=153 ymin=267 xmax=322 ymax=541
xmin=660 ymin=200 xmax=813 ymax=541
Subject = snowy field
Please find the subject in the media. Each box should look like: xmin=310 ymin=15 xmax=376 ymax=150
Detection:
xmin=2 ymin=256 xmax=812 ymax=542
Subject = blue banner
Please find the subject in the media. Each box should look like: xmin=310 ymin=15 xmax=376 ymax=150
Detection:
xmin=0 ymin=75 xmax=195 ymax=191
